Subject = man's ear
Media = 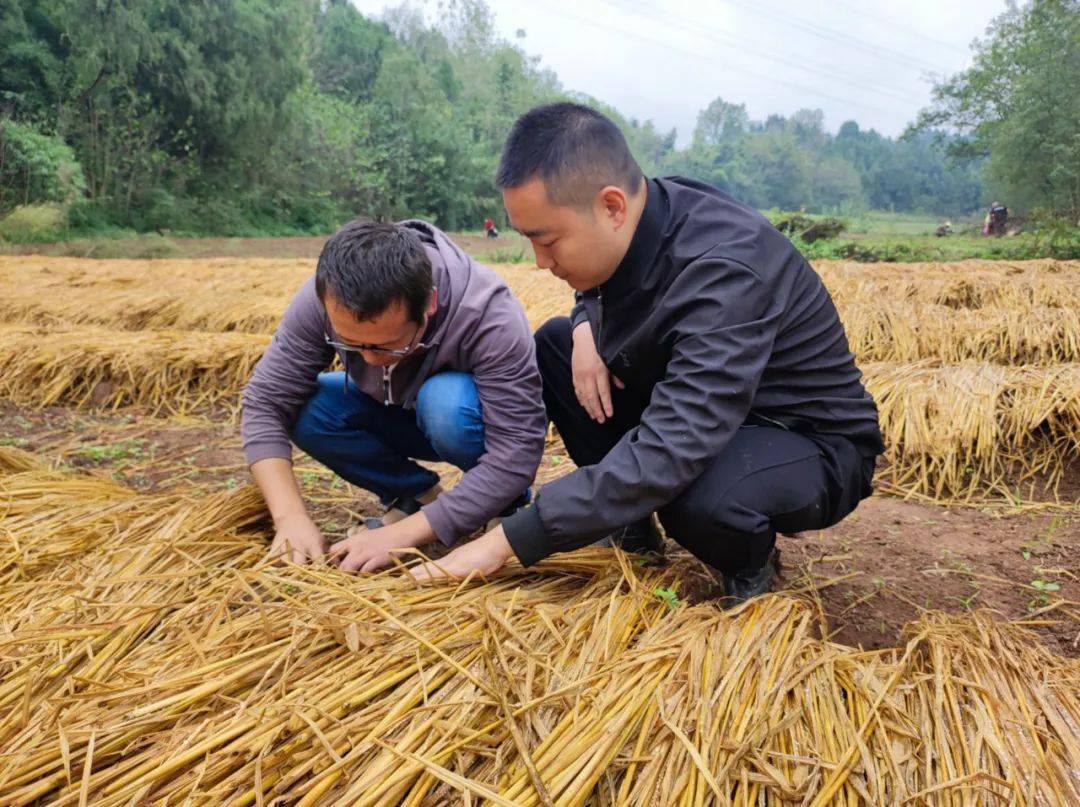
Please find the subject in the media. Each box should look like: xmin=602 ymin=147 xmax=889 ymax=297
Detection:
xmin=596 ymin=185 xmax=630 ymax=230
xmin=427 ymin=287 xmax=438 ymax=317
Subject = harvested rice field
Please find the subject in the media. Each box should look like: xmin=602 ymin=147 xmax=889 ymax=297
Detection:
xmin=1 ymin=248 xmax=1078 ymax=804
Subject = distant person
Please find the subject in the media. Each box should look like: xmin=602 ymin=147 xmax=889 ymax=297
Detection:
xmin=241 ymin=219 xmax=545 ymax=571
xmin=410 ymin=103 xmax=885 ymax=605
xmin=984 ymin=202 xmax=1009 ymax=236
xmin=484 ymin=217 xmax=499 ymax=239
xmin=935 ymin=220 xmax=952 ymax=237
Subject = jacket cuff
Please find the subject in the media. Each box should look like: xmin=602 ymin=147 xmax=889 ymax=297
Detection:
xmin=421 ymin=499 xmax=457 ymax=547
xmin=501 ymin=505 xmax=552 ymax=566
xmin=244 ymin=441 xmax=293 ymax=467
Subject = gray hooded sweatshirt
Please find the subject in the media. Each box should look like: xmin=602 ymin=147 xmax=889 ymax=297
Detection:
xmin=241 ymin=221 xmax=546 ymax=544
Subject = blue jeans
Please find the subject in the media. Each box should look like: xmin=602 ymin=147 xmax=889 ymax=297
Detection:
xmin=290 ymin=371 xmax=528 ymax=512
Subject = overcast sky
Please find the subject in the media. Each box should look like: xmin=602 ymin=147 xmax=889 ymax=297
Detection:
xmin=350 ymin=0 xmax=1005 ymax=143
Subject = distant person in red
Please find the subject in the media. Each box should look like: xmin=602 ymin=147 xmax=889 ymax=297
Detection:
xmin=484 ymin=217 xmax=499 ymax=239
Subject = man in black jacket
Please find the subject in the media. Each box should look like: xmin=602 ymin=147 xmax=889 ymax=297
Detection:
xmin=410 ymin=102 xmax=884 ymax=603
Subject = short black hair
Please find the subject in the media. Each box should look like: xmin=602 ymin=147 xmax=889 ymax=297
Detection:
xmin=495 ymin=102 xmax=643 ymax=207
xmin=315 ymin=220 xmax=432 ymax=324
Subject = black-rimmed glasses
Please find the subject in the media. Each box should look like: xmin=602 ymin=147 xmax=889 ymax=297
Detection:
xmin=324 ymin=316 xmax=427 ymax=358
xmin=325 ymin=318 xmax=427 ymax=393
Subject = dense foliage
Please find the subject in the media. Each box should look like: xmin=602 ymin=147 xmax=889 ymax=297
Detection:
xmin=910 ymin=0 xmax=1079 ymax=219
xmin=0 ymin=0 xmax=1064 ymax=236
xmin=664 ymin=104 xmax=982 ymax=215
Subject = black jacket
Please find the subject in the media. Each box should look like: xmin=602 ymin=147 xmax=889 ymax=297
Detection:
xmin=503 ymin=177 xmax=884 ymax=565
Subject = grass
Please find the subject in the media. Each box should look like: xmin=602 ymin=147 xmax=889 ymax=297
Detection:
xmin=72 ymin=439 xmax=148 ymax=465
xmin=818 ymin=210 xmax=1080 ymax=261
xmin=3 ymin=208 xmax=1077 ymax=261
xmin=798 ymin=231 xmax=1080 ymax=261
xmin=843 ymin=210 xmax=955 ymax=236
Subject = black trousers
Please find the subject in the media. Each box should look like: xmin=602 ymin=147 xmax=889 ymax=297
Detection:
xmin=536 ymin=317 xmax=876 ymax=574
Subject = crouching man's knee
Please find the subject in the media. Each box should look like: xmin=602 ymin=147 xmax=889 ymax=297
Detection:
xmin=415 ymin=372 xmax=485 ymax=469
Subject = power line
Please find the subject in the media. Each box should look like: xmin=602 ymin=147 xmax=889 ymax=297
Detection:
xmin=606 ymin=0 xmax=928 ymax=107
xmin=528 ymin=0 xmax=887 ymax=115
xmin=720 ymin=0 xmax=953 ymax=75
xmin=831 ymin=0 xmax=972 ymax=56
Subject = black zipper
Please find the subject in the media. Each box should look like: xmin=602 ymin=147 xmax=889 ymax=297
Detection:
xmin=596 ymin=288 xmax=604 ymax=347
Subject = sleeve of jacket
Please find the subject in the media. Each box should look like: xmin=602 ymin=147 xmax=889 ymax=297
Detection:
xmin=421 ymin=287 xmax=547 ymax=545
xmin=502 ymin=254 xmax=783 ymax=565
xmin=570 ymin=291 xmax=589 ymax=329
xmin=240 ymin=277 xmax=334 ymax=466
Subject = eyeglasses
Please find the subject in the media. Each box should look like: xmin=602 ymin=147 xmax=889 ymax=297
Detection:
xmin=325 ymin=318 xmax=428 ymax=394
xmin=324 ymin=318 xmax=427 ymax=359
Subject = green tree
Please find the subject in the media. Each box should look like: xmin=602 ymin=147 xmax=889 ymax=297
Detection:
xmin=0 ymin=118 xmax=85 ymax=210
xmin=910 ymin=0 xmax=1080 ymax=217
xmin=311 ymin=0 xmax=392 ymax=102
xmin=741 ymin=129 xmax=812 ymax=210
xmin=812 ymin=155 xmax=864 ymax=209
xmin=693 ymin=98 xmax=749 ymax=147
xmin=0 ymin=0 xmax=999 ymax=235
xmin=0 ymin=0 xmax=66 ymax=120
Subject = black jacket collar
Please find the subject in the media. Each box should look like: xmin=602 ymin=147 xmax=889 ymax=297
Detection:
xmin=601 ymin=177 xmax=665 ymax=298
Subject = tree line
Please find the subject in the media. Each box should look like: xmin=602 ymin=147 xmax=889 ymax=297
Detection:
xmin=0 ymin=0 xmax=1074 ymax=236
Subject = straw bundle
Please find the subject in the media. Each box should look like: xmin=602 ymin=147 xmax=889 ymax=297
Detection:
xmin=3 ymin=255 xmax=1078 ymax=503
xmin=0 ymin=282 xmax=287 ymax=334
xmin=0 ymin=469 xmax=136 ymax=585
xmin=0 ymin=257 xmax=572 ymax=335
xmin=0 ymin=257 xmax=307 ymax=334
xmin=3 ymin=337 xmax=1078 ymax=502
xmin=819 ymin=260 xmax=1080 ymax=310
xmin=841 ymin=302 xmax=1080 ymax=363
xmin=816 ymin=258 xmax=1080 ymax=279
xmin=0 ymin=444 xmax=45 ymax=474
xmin=6 ymin=256 xmax=1077 ymax=345
xmin=0 ymin=462 xmax=1077 ymax=804
xmin=0 ymin=324 xmax=268 ymax=415
xmin=864 ymin=361 xmax=1080 ymax=499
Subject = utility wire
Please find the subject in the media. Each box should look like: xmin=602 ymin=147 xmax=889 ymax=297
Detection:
xmin=607 ymin=0 xmax=928 ymax=106
xmin=720 ymin=0 xmax=952 ymax=74
xmin=831 ymin=0 xmax=973 ymax=56
xmin=528 ymin=0 xmax=886 ymax=114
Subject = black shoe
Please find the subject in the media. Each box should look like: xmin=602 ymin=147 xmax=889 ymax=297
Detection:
xmin=719 ymin=548 xmax=780 ymax=608
xmin=595 ymin=517 xmax=666 ymax=559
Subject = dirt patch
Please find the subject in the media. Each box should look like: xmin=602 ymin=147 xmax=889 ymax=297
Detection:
xmin=774 ymin=496 xmax=1078 ymax=656
xmin=2 ymin=403 xmax=232 ymax=481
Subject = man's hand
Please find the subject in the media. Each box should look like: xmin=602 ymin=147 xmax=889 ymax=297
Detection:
xmin=572 ymin=320 xmax=623 ymax=423
xmin=408 ymin=524 xmax=516 ymax=583
xmin=329 ymin=516 xmax=433 ymax=574
xmin=268 ymin=512 xmax=327 ymax=565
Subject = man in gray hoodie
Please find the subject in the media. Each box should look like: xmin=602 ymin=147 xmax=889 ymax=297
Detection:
xmin=241 ymin=219 xmax=546 ymax=571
